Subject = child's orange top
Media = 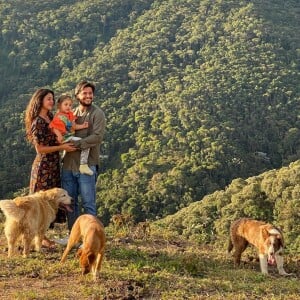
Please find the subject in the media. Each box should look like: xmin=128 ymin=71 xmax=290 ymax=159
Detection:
xmin=49 ymin=111 xmax=76 ymax=136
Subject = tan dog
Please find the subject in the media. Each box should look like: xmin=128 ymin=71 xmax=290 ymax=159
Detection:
xmin=111 ymin=213 xmax=134 ymax=228
xmin=60 ymin=214 xmax=106 ymax=280
xmin=0 ymin=188 xmax=72 ymax=257
xmin=228 ymin=218 xmax=290 ymax=275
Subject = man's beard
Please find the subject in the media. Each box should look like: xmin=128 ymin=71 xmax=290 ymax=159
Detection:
xmin=79 ymin=100 xmax=92 ymax=107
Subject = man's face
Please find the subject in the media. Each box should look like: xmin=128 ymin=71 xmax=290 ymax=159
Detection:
xmin=77 ymin=86 xmax=94 ymax=107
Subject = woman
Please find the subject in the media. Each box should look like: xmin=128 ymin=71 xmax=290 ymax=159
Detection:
xmin=24 ymin=88 xmax=76 ymax=248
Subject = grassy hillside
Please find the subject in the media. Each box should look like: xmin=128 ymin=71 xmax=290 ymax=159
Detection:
xmin=0 ymin=219 xmax=300 ymax=299
xmin=1 ymin=1 xmax=300 ymax=298
xmin=1 ymin=161 xmax=300 ymax=298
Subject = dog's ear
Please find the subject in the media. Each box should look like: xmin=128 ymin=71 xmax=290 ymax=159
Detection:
xmin=76 ymin=248 xmax=83 ymax=258
xmin=277 ymin=234 xmax=285 ymax=248
xmin=261 ymin=226 xmax=270 ymax=240
xmin=43 ymin=188 xmax=58 ymax=202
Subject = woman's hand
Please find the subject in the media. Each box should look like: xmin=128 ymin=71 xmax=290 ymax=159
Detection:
xmin=35 ymin=142 xmax=77 ymax=154
xmin=61 ymin=143 xmax=77 ymax=152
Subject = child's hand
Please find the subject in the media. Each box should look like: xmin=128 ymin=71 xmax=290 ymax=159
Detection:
xmin=74 ymin=121 xmax=89 ymax=130
xmin=82 ymin=121 xmax=89 ymax=129
xmin=57 ymin=135 xmax=63 ymax=143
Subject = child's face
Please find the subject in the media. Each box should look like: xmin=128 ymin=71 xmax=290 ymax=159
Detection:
xmin=60 ymin=99 xmax=73 ymax=113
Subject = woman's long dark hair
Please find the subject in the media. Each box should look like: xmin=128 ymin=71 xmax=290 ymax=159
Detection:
xmin=24 ymin=88 xmax=54 ymax=143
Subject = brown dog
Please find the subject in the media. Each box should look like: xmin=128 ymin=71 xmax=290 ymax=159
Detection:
xmin=60 ymin=214 xmax=106 ymax=280
xmin=228 ymin=218 xmax=290 ymax=275
xmin=0 ymin=188 xmax=72 ymax=257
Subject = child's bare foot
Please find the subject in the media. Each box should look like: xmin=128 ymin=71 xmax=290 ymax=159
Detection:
xmin=79 ymin=164 xmax=93 ymax=176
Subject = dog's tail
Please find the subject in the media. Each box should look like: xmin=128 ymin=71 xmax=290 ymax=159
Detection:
xmin=0 ymin=200 xmax=26 ymax=220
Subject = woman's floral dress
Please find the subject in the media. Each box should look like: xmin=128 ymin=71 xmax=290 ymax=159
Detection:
xmin=29 ymin=116 xmax=61 ymax=193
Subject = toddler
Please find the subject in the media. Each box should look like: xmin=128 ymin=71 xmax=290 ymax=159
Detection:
xmin=49 ymin=94 xmax=93 ymax=175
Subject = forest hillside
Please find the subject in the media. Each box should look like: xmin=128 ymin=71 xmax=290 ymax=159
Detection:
xmin=156 ymin=159 xmax=300 ymax=251
xmin=0 ymin=0 xmax=299 ymax=225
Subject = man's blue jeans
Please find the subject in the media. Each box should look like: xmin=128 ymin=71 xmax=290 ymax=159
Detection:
xmin=61 ymin=166 xmax=97 ymax=231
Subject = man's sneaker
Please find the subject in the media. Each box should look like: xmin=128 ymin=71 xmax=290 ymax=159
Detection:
xmin=54 ymin=236 xmax=69 ymax=246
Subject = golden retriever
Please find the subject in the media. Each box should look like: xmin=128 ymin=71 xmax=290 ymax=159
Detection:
xmin=228 ymin=218 xmax=290 ymax=275
xmin=0 ymin=188 xmax=72 ymax=257
xmin=60 ymin=214 xmax=106 ymax=280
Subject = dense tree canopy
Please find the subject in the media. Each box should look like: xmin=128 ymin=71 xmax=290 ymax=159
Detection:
xmin=0 ymin=1 xmax=299 ymax=228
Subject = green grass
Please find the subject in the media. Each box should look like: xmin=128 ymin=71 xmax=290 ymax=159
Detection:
xmin=0 ymin=221 xmax=299 ymax=299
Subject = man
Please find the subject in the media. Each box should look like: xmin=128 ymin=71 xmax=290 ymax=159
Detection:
xmin=61 ymin=81 xmax=106 ymax=236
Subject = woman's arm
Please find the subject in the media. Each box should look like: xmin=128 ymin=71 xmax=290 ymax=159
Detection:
xmin=35 ymin=142 xmax=76 ymax=154
xmin=52 ymin=128 xmax=63 ymax=143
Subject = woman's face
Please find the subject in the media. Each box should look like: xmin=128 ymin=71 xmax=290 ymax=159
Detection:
xmin=42 ymin=93 xmax=55 ymax=111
